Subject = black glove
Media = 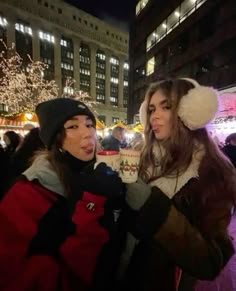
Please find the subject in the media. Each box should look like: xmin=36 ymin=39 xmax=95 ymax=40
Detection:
xmin=28 ymin=196 xmax=76 ymax=259
xmin=79 ymin=162 xmax=124 ymax=200
xmin=132 ymin=186 xmax=171 ymax=240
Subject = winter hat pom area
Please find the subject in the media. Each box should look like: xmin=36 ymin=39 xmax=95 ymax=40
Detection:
xmin=178 ymin=84 xmax=219 ymax=130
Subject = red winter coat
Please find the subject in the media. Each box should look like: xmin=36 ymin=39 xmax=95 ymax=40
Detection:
xmin=0 ymin=179 xmax=109 ymax=291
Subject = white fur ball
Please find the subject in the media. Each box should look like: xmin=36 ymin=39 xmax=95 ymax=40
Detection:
xmin=178 ymin=86 xmax=219 ymax=130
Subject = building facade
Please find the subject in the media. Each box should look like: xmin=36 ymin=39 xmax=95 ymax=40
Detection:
xmin=0 ymin=0 xmax=129 ymax=125
xmin=128 ymin=0 xmax=236 ymax=123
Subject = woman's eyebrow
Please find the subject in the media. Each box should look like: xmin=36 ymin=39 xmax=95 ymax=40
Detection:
xmin=149 ymin=99 xmax=167 ymax=108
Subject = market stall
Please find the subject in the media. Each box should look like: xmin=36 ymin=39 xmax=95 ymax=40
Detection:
xmin=208 ymin=92 xmax=236 ymax=143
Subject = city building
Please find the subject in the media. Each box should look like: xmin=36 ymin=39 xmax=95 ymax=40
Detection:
xmin=128 ymin=0 xmax=236 ymax=123
xmin=0 ymin=0 xmax=129 ymax=125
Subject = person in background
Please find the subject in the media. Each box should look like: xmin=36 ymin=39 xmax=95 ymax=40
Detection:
xmin=3 ymin=130 xmax=21 ymax=154
xmin=102 ymin=126 xmax=125 ymax=151
xmin=0 ymin=98 xmax=124 ymax=291
xmin=0 ymin=136 xmax=6 ymax=148
xmin=11 ymin=127 xmax=45 ymax=178
xmin=128 ymin=132 xmax=144 ymax=151
xmin=96 ymin=135 xmax=103 ymax=152
xmin=121 ymin=78 xmax=236 ymax=291
xmin=0 ymin=131 xmax=21 ymax=198
xmin=222 ymin=132 xmax=236 ymax=168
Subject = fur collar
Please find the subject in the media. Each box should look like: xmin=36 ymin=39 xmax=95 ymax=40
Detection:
xmin=149 ymin=144 xmax=205 ymax=198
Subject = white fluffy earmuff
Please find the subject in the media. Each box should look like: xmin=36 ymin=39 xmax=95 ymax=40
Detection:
xmin=139 ymin=100 xmax=148 ymax=128
xmin=178 ymin=78 xmax=219 ymax=130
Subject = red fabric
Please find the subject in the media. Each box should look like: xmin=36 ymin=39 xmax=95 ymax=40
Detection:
xmin=0 ymin=180 xmax=109 ymax=291
xmin=174 ymin=267 xmax=182 ymax=291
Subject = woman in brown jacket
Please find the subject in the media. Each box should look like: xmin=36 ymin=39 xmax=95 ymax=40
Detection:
xmin=121 ymin=78 xmax=236 ymax=291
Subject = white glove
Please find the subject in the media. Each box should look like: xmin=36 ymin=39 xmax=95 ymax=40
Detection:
xmin=126 ymin=177 xmax=151 ymax=210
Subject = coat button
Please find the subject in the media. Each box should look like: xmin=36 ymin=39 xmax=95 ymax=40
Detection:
xmin=86 ymin=202 xmax=95 ymax=211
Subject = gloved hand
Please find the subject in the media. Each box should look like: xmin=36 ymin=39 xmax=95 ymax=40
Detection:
xmin=126 ymin=177 xmax=151 ymax=210
xmin=130 ymin=186 xmax=172 ymax=240
xmin=79 ymin=162 xmax=124 ymax=199
xmin=28 ymin=197 xmax=76 ymax=259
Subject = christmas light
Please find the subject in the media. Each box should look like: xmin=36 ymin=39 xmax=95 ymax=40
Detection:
xmin=0 ymin=41 xmax=97 ymax=118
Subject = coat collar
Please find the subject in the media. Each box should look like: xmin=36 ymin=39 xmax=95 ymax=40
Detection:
xmin=149 ymin=143 xmax=205 ymax=198
xmin=23 ymin=154 xmax=66 ymax=197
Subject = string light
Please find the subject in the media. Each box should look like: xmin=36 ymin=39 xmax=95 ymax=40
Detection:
xmin=62 ymin=77 xmax=98 ymax=115
xmin=0 ymin=41 xmax=97 ymax=119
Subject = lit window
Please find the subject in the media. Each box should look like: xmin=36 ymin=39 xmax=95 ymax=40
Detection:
xmin=60 ymin=39 xmax=67 ymax=47
xmin=124 ymin=62 xmax=129 ymax=70
xmin=146 ymin=57 xmax=155 ymax=76
xmin=112 ymin=117 xmax=119 ymax=122
xmin=162 ymin=23 xmax=167 ymax=29
xmin=39 ymin=31 xmax=55 ymax=43
xmin=146 ymin=0 xmax=208 ymax=52
xmin=0 ymin=17 xmax=8 ymax=27
xmin=136 ymin=0 xmax=149 ymax=16
xmin=97 ymin=53 xmax=106 ymax=60
xmin=111 ymin=77 xmax=119 ymax=84
xmin=15 ymin=22 xmax=32 ymax=35
xmin=110 ymin=57 xmax=119 ymax=65
xmin=124 ymin=81 xmax=128 ymax=87
xmin=174 ymin=11 xmax=180 ymax=17
xmin=66 ymin=51 xmax=73 ymax=59
xmin=64 ymin=86 xmax=74 ymax=95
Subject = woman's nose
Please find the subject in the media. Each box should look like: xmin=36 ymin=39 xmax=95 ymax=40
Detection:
xmin=84 ymin=127 xmax=95 ymax=138
xmin=152 ymin=109 xmax=161 ymax=119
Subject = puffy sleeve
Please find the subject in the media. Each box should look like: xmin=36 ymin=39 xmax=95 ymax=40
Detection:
xmin=131 ymin=185 xmax=234 ymax=280
xmin=0 ymin=180 xmax=59 ymax=290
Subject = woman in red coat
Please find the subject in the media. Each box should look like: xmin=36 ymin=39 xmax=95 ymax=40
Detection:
xmin=0 ymin=98 xmax=124 ymax=291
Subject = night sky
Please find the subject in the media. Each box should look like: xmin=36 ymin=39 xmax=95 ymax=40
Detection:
xmin=64 ymin=0 xmax=135 ymax=31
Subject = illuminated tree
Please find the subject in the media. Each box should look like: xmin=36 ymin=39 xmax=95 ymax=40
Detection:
xmin=0 ymin=42 xmax=58 ymax=113
xmin=63 ymin=77 xmax=97 ymax=114
xmin=0 ymin=42 xmax=97 ymax=117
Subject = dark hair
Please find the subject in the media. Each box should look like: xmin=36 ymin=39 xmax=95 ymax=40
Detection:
xmin=112 ymin=126 xmax=125 ymax=135
xmin=12 ymin=128 xmax=45 ymax=175
xmin=46 ymin=129 xmax=74 ymax=196
xmin=4 ymin=131 xmax=21 ymax=153
xmin=225 ymin=133 xmax=236 ymax=145
xmin=31 ymin=128 xmax=72 ymax=196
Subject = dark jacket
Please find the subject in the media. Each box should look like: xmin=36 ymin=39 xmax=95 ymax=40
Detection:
xmin=123 ymin=155 xmax=236 ymax=291
xmin=0 ymin=148 xmax=13 ymax=199
xmin=102 ymin=135 xmax=121 ymax=151
xmin=222 ymin=144 xmax=236 ymax=168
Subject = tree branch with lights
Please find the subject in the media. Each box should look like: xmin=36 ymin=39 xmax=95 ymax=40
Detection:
xmin=0 ymin=42 xmax=97 ymax=119
xmin=0 ymin=42 xmax=58 ymax=115
xmin=62 ymin=77 xmax=98 ymax=114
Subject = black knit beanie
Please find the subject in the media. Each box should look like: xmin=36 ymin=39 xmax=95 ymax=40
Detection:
xmin=35 ymin=98 xmax=96 ymax=149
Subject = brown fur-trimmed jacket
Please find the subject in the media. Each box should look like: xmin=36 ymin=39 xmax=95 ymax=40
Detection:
xmin=122 ymin=155 xmax=236 ymax=291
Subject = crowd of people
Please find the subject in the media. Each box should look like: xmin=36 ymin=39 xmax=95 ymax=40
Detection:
xmin=0 ymin=77 xmax=235 ymax=291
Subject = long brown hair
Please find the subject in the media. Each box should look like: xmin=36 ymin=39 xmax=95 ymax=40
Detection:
xmin=139 ymin=79 xmax=236 ymax=204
